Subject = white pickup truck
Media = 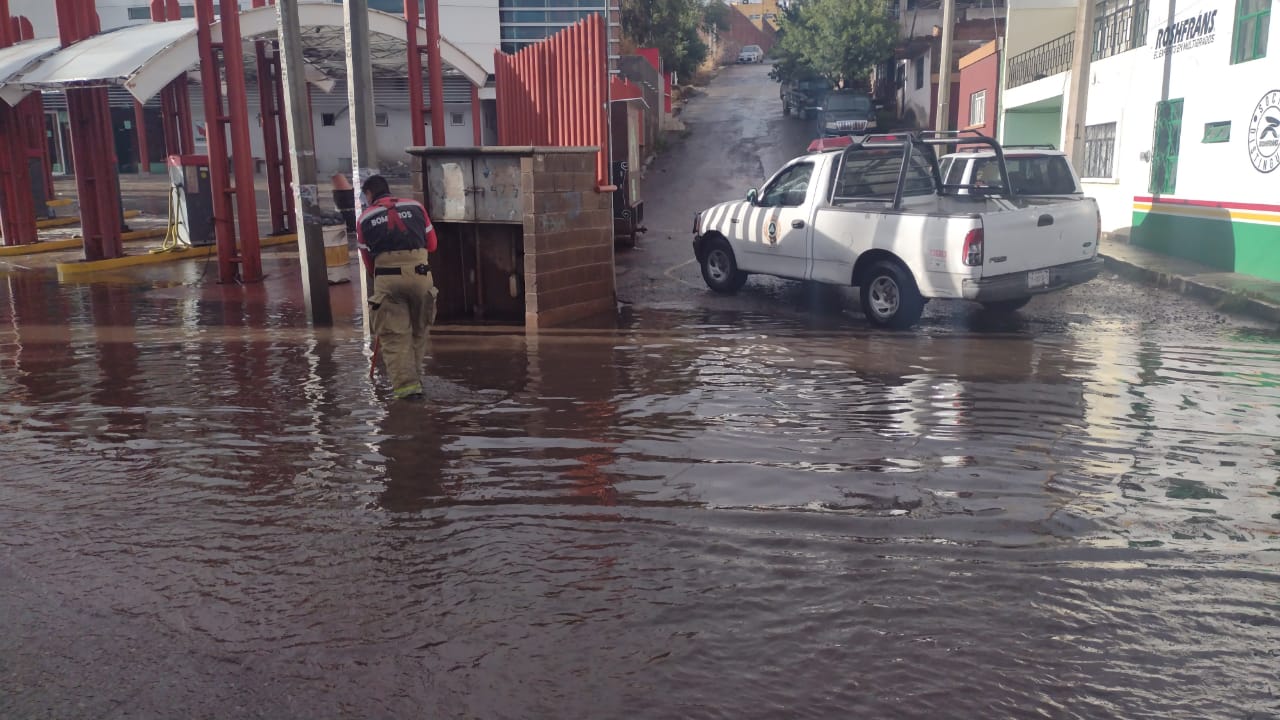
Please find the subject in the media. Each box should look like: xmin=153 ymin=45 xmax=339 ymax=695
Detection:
xmin=691 ymin=132 xmax=1103 ymax=328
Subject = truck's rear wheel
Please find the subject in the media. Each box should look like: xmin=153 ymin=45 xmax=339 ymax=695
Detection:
xmin=700 ymin=238 xmax=748 ymax=294
xmin=859 ymin=261 xmax=924 ymax=329
xmin=980 ymin=297 xmax=1031 ymax=313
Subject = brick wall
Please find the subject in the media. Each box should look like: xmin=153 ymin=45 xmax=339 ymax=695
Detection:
xmin=958 ymin=41 xmax=1000 ymax=135
xmin=520 ymin=150 xmax=616 ymax=328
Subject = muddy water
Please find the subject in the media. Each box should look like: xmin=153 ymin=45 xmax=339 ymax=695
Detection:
xmin=2 ymin=271 xmax=1279 ymax=718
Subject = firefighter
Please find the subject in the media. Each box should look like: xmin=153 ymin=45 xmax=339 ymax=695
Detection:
xmin=356 ymin=175 xmax=439 ymax=400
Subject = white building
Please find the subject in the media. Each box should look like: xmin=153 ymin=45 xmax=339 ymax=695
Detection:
xmin=1000 ymin=0 xmax=1280 ymax=282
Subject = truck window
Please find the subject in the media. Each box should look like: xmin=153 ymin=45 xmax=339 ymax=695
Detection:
xmin=971 ymin=156 xmax=1080 ymax=194
xmin=942 ymin=157 xmax=967 ymax=186
xmin=832 ymin=148 xmax=936 ymax=203
xmin=760 ymin=163 xmax=814 ymax=207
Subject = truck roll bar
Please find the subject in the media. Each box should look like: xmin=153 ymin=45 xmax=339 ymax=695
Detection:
xmin=844 ymin=130 xmax=1015 ymax=210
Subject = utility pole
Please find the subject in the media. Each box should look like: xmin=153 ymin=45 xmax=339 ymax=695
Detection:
xmin=277 ymin=0 xmax=333 ymax=326
xmin=1062 ymin=0 xmax=1097 ymax=170
xmin=935 ymin=0 xmax=955 ymax=132
xmin=343 ymin=0 xmax=378 ymax=334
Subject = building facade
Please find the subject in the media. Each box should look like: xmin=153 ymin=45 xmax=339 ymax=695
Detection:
xmin=1000 ymin=0 xmax=1279 ymax=281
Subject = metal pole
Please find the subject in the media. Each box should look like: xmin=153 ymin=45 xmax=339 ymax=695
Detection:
xmin=343 ymin=0 xmax=378 ymax=187
xmin=425 ymin=0 xmax=446 ymax=146
xmin=935 ymin=0 xmax=955 ymax=132
xmin=343 ymin=0 xmax=377 ymax=335
xmin=276 ymin=0 xmax=333 ymax=327
xmin=1062 ymin=0 xmax=1097 ymax=170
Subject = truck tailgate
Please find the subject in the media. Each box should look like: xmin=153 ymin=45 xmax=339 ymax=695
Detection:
xmin=978 ymin=196 xmax=1099 ymax=276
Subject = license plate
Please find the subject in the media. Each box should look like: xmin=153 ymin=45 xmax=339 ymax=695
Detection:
xmin=1027 ymin=270 xmax=1051 ymax=289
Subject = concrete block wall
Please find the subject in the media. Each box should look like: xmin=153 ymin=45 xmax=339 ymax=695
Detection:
xmin=519 ymin=150 xmax=616 ymax=328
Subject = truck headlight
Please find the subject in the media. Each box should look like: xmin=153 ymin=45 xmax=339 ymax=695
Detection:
xmin=867 ymin=118 xmax=878 ymax=128
xmin=693 ymin=211 xmax=702 ymax=235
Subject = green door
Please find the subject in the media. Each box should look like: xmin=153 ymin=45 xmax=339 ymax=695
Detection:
xmin=1149 ymin=98 xmax=1183 ymax=195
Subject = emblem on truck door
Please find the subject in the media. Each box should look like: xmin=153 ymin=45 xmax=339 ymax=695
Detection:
xmin=767 ymin=220 xmax=778 ymax=244
xmin=1247 ymin=90 xmax=1280 ymax=173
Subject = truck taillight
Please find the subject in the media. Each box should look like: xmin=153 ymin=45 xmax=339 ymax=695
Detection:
xmin=1096 ymin=206 xmax=1103 ymax=248
xmin=963 ymin=228 xmax=984 ymax=266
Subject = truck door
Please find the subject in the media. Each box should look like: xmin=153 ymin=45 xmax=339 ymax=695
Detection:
xmin=739 ymin=161 xmax=815 ymax=279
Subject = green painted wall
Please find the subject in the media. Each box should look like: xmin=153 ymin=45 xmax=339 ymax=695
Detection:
xmin=1132 ymin=211 xmax=1280 ymax=282
xmin=1002 ymin=111 xmax=1061 ymax=147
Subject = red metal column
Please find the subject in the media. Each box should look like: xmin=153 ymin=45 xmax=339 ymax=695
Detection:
xmin=255 ymin=40 xmax=288 ymax=235
xmin=405 ymin=0 xmax=428 ymax=147
xmin=471 ymin=86 xmax=482 ymax=145
xmin=425 ymin=0 xmax=446 ymax=146
xmin=134 ymin=101 xmax=150 ymax=174
xmin=56 ymin=0 xmax=124 ymax=260
xmin=153 ymin=0 xmax=192 ymax=158
xmin=0 ymin=0 xmax=37 ymax=246
xmin=195 ymin=0 xmax=262 ymax=283
xmin=251 ymin=0 xmax=290 ymax=233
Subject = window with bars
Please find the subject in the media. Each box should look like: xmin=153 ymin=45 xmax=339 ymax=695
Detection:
xmin=969 ymin=90 xmax=986 ymax=127
xmin=1232 ymin=0 xmax=1271 ymax=63
xmin=1083 ymin=122 xmax=1117 ymax=178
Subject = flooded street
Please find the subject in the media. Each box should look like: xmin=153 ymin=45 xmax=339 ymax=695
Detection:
xmin=4 ymin=64 xmax=1280 ymax=718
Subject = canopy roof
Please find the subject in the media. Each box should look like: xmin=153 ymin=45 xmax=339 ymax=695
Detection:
xmin=7 ymin=3 xmax=487 ymax=105
xmin=0 ymin=38 xmax=60 ymax=106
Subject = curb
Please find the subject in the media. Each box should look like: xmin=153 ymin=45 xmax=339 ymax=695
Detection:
xmin=1101 ymin=253 xmax=1280 ymax=325
xmin=55 ymin=233 xmax=299 ymax=279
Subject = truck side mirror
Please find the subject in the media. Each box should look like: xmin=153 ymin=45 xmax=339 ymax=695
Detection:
xmin=746 ymin=188 xmax=758 ymax=204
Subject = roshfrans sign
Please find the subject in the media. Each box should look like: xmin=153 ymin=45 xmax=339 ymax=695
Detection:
xmin=1153 ymin=9 xmax=1218 ymax=58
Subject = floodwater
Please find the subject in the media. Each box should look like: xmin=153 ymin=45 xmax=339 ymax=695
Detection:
xmin=3 ymin=263 xmax=1280 ymax=719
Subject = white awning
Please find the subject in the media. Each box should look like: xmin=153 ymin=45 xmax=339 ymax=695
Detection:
xmin=12 ymin=4 xmax=489 ymax=104
xmin=0 ymin=38 xmax=61 ymax=106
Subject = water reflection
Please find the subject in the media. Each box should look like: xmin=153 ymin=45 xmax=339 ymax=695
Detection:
xmin=2 ymin=269 xmax=1280 ymax=718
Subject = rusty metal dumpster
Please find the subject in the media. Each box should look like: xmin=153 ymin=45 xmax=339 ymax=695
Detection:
xmin=409 ymin=146 xmax=618 ymax=329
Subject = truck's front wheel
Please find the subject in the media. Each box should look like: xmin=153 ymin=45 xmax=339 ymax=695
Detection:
xmin=859 ymin=261 xmax=924 ymax=329
xmin=700 ymin=238 xmax=748 ymax=294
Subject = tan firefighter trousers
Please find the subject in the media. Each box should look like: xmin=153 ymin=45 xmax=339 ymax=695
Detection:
xmin=369 ymin=248 xmax=437 ymax=398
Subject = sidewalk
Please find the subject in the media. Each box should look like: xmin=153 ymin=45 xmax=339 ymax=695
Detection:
xmin=1101 ymin=241 xmax=1280 ymax=325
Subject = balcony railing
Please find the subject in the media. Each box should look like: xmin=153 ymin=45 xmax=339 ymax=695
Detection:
xmin=1007 ymin=32 xmax=1074 ymax=88
xmin=1094 ymin=0 xmax=1149 ymax=60
xmin=1006 ymin=0 xmax=1150 ymax=89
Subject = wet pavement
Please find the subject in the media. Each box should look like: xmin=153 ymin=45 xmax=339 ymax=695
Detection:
xmin=4 ymin=63 xmax=1280 ymax=718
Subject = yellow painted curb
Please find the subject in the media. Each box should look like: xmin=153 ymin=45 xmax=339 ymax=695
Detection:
xmin=0 ymin=239 xmax=83 ymax=257
xmin=55 ymin=233 xmax=302 ymax=278
xmin=57 ymin=245 xmax=214 ymax=277
xmin=34 ymin=209 xmax=142 ymax=230
xmin=47 ymin=199 xmax=74 ymax=208
xmin=0 ymin=228 xmax=170 ymax=257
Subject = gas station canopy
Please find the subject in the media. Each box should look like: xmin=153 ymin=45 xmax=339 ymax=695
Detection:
xmin=0 ymin=38 xmax=60 ymax=106
xmin=4 ymin=3 xmax=488 ymax=105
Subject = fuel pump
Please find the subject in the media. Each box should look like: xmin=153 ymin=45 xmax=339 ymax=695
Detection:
xmin=166 ymin=155 xmax=215 ymax=247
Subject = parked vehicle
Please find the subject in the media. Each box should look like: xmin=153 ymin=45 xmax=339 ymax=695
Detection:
xmin=814 ymin=90 xmax=878 ymax=138
xmin=779 ymin=75 xmax=832 ymax=119
xmin=737 ymin=45 xmax=764 ymax=63
xmin=691 ymin=132 xmax=1103 ymax=329
xmin=940 ymin=146 xmax=1082 ymax=195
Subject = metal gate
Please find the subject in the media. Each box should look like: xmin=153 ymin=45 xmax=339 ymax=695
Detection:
xmin=493 ymin=15 xmax=612 ymax=189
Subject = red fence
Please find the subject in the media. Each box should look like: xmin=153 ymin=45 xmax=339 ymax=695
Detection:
xmin=494 ymin=15 xmax=612 ymax=188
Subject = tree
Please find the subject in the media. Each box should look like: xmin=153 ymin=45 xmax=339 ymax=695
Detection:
xmin=771 ymin=0 xmax=897 ymax=87
xmin=620 ymin=0 xmax=710 ymax=79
